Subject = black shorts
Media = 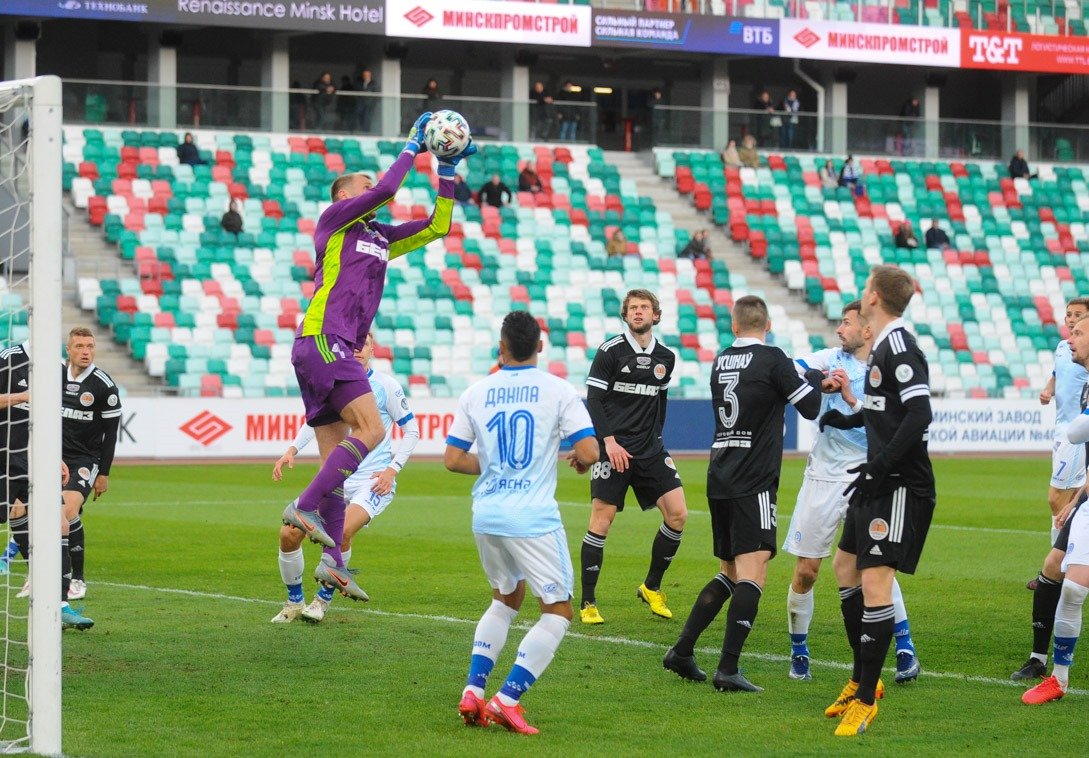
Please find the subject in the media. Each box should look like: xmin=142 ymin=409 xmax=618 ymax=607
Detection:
xmin=709 ymin=491 xmax=778 ymax=562
xmin=839 ymin=486 xmax=935 ymax=575
xmin=63 ymin=456 xmax=100 ymax=503
xmin=1055 ymin=492 xmax=1087 ymax=551
xmin=589 ymin=448 xmax=682 ymax=512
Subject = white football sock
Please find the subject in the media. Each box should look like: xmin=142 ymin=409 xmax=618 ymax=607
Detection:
xmin=496 ymin=613 xmax=570 ymax=706
xmin=465 ymin=600 xmax=519 ymax=697
xmin=891 ymin=578 xmax=908 ymax=624
xmin=787 ymin=586 xmax=814 ymax=637
xmin=278 ymin=548 xmax=304 ymax=587
xmin=1053 ymin=579 xmax=1088 ymax=687
xmin=342 ymin=547 xmax=353 ymax=568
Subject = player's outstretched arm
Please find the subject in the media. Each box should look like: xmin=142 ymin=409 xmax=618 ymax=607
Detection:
xmin=1067 ymin=408 xmax=1089 ymax=444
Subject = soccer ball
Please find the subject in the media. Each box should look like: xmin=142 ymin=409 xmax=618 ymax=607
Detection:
xmin=424 ymin=110 xmax=471 ymax=158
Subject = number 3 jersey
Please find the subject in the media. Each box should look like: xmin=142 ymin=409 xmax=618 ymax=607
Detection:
xmin=447 ymin=366 xmax=595 ymax=538
xmin=707 ymin=338 xmax=821 ymax=500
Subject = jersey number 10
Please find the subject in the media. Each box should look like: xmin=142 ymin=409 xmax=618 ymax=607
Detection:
xmin=486 ymin=410 xmax=536 ymax=469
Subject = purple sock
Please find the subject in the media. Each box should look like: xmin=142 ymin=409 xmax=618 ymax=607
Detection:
xmin=297 ymin=437 xmax=369 ymax=512
xmin=319 ymin=491 xmax=346 ymax=566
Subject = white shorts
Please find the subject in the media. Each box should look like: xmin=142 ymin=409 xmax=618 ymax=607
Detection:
xmin=783 ymin=477 xmax=850 ymax=559
xmin=1061 ymin=502 xmax=1089 ymax=573
xmin=344 ymin=475 xmax=395 ymax=520
xmin=1051 ymin=435 xmax=1086 ymax=490
xmin=474 ymin=528 xmax=573 ymax=605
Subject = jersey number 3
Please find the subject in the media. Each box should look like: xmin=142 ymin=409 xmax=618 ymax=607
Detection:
xmin=717 ymin=371 xmax=740 ymax=429
xmin=486 ymin=410 xmax=535 ymax=469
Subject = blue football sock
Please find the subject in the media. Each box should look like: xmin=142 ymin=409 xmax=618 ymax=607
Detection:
xmin=2 ymin=539 xmax=19 ymax=562
xmin=287 ymin=583 xmax=304 ymax=604
xmin=498 ymin=665 xmax=537 ymax=704
xmin=466 ymin=654 xmax=496 ymax=692
xmin=893 ymin=619 xmax=915 ymax=653
xmin=790 ymin=633 xmax=809 ymax=656
xmin=317 ymin=584 xmax=335 ymax=602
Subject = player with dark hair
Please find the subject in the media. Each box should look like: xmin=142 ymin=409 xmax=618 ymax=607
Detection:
xmin=446 ymin=310 xmax=599 ymax=734
xmin=579 ymin=289 xmax=687 ymax=624
xmin=819 ymin=264 xmax=934 ymax=736
xmin=281 ymin=113 xmax=475 ymax=600
xmin=61 ymin=327 xmax=121 ymax=602
xmin=1 ymin=341 xmax=92 ymax=629
xmin=784 ymin=300 xmax=920 ymax=683
xmin=663 ymin=295 xmax=823 ymax=692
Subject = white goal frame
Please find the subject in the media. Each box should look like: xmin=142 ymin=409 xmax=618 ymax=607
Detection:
xmin=0 ymin=74 xmax=63 ymax=757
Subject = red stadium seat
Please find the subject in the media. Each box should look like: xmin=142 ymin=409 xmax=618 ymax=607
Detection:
xmin=153 ymin=312 xmax=175 ymax=328
xmin=200 ymin=374 xmax=223 ymax=398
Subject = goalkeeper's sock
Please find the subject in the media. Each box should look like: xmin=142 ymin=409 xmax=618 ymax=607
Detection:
xmin=297 ymin=439 xmax=368 ymax=512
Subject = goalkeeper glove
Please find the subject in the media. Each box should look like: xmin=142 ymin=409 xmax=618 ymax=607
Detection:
xmin=405 ymin=111 xmax=433 ymax=154
xmin=436 ymin=140 xmax=478 ymax=178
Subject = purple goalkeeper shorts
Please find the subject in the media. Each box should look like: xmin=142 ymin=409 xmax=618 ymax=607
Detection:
xmin=291 ymin=334 xmax=372 ymax=427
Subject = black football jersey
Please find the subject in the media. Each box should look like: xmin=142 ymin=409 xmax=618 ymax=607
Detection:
xmin=862 ymin=321 xmax=935 ymax=496
xmin=62 ymin=362 xmax=122 ymax=474
xmin=0 ymin=343 xmax=30 ymax=465
xmin=585 ymin=331 xmax=675 ymax=459
xmin=707 ymin=339 xmax=821 ymax=499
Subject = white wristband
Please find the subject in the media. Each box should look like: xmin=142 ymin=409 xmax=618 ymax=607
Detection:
xmin=851 ymin=398 xmax=864 ymax=413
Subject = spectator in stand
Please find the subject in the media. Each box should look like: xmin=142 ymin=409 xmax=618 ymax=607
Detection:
xmin=337 ymin=76 xmax=355 ymax=130
xmin=900 ymin=96 xmax=921 ymax=155
xmin=1009 ymin=148 xmax=1037 ymax=180
xmin=721 ymin=139 xmax=741 ymax=168
xmin=679 ymin=230 xmax=711 ymax=260
xmin=648 ymin=87 xmax=666 ymax=146
xmin=422 ymin=78 xmax=442 ymax=110
xmin=220 ymin=200 xmax=243 ymax=236
xmin=354 ymin=68 xmax=379 ymax=133
xmin=752 ymin=89 xmax=776 ymax=146
xmin=780 ymin=89 xmax=800 ymax=149
xmin=606 ymin=229 xmax=629 ymax=258
xmin=838 ymin=155 xmax=865 ymax=196
xmin=895 ymin=220 xmax=920 ymax=249
xmin=924 ymin=219 xmax=952 ymax=250
xmin=453 ymin=174 xmax=473 ymax=205
xmin=176 ymin=132 xmax=204 ymax=166
xmin=819 ymin=159 xmax=838 ymax=190
xmin=312 ymin=71 xmax=336 ymax=130
xmin=478 ymin=174 xmax=512 ymax=208
xmin=518 ymin=165 xmax=543 ymax=194
xmin=530 ymin=81 xmax=555 ymax=141
xmin=557 ymin=81 xmax=582 ymax=142
xmin=738 ymin=134 xmax=759 ymax=169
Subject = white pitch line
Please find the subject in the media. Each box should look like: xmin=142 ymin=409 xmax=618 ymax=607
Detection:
xmin=93 ymin=580 xmax=1086 ymax=696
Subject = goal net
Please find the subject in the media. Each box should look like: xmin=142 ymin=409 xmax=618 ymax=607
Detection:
xmin=0 ymin=75 xmax=63 ymax=756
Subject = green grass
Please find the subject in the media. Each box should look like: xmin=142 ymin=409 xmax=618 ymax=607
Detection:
xmin=52 ymin=456 xmax=1087 ymax=755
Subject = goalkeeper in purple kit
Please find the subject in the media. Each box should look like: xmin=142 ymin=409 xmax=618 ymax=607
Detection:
xmin=282 ymin=112 xmax=476 ymax=599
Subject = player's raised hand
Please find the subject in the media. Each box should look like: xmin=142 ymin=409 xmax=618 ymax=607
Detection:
xmin=405 ymin=111 xmax=433 ymax=154
xmin=604 ymin=436 xmax=632 ymax=474
xmin=272 ymin=448 xmax=296 ymax=481
xmin=436 ymin=139 xmax=477 ymax=177
xmin=1039 ymin=387 xmax=1054 ymax=405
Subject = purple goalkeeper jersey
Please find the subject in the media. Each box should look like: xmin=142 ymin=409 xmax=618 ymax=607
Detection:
xmin=300 ymin=148 xmax=455 ymax=348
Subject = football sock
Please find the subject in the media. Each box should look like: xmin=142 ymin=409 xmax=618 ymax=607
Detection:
xmin=1032 ymin=573 xmax=1063 ymax=660
xmin=465 ymin=600 xmax=519 ymax=698
xmin=61 ymin=537 xmax=71 ymax=602
xmin=278 ymin=547 xmax=305 ymax=604
xmin=718 ymin=580 xmax=762 ymax=676
xmin=341 ymin=547 xmax=353 ymax=567
xmin=297 ymin=438 xmax=368 ymax=512
xmin=839 ymin=585 xmax=864 ymax=682
xmin=1052 ymin=579 xmax=1088 ymax=687
xmin=317 ymin=585 xmax=335 ymax=603
xmin=644 ymin=523 xmax=682 ymax=591
xmin=2 ymin=539 xmax=19 ymax=562
xmin=891 ymin=578 xmax=915 ymax=653
xmin=67 ymin=516 xmax=85 ymax=581
xmin=674 ymin=573 xmax=734 ymax=657
xmin=787 ymin=586 xmax=814 ymax=655
xmin=497 ymin=613 xmax=569 ymax=706
xmin=857 ymin=604 xmax=895 ymax=705
xmin=9 ymin=515 xmax=27 ymax=563
xmin=580 ymin=531 xmax=606 ymax=606
xmin=319 ymin=490 xmax=346 ymax=566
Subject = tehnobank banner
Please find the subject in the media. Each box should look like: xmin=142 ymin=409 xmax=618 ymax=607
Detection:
xmin=779 ymin=18 xmax=960 ymax=68
xmin=591 ymin=10 xmax=778 ymax=57
xmin=385 ymin=0 xmax=591 ymax=47
xmin=961 ymin=30 xmax=1089 ymax=74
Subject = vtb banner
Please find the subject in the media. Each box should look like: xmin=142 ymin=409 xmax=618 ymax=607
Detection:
xmin=385 ymin=0 xmax=592 ymax=47
xmin=961 ymin=29 xmax=1089 ymax=74
xmin=591 ymin=10 xmax=778 ymax=56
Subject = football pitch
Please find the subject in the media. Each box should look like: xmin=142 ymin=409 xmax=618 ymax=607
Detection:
xmin=59 ymin=456 xmax=1085 ymax=756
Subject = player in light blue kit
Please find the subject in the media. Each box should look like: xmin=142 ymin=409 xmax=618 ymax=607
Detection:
xmin=445 ymin=311 xmax=599 ymax=735
xmin=271 ymin=332 xmax=420 ymax=623
xmin=1038 ymin=297 xmax=1089 ymax=551
xmin=784 ymin=300 xmax=919 ymax=684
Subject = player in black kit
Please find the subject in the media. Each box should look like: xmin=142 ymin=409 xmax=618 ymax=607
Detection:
xmin=62 ymin=327 xmax=122 ymax=601
xmin=663 ymin=295 xmax=823 ymax=691
xmin=818 ymin=265 xmax=935 ymax=736
xmin=579 ymin=289 xmax=687 ymax=624
xmin=0 ymin=341 xmax=93 ymax=629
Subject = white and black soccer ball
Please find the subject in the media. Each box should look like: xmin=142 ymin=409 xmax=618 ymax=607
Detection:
xmin=424 ymin=110 xmax=471 ymax=158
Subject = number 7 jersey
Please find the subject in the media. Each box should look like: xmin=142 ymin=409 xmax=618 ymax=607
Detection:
xmin=447 ymin=366 xmax=596 ymax=538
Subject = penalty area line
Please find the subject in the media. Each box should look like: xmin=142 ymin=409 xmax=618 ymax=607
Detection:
xmin=94 ymin=580 xmax=1085 ymax=696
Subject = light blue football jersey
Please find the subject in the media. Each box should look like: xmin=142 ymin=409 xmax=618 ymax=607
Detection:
xmin=447 ymin=366 xmax=595 ymax=538
xmin=1054 ymin=340 xmax=1089 ymax=427
xmin=796 ymin=348 xmax=868 ymax=481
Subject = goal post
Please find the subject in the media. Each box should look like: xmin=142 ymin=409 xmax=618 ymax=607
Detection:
xmin=0 ymin=74 xmax=63 ymax=757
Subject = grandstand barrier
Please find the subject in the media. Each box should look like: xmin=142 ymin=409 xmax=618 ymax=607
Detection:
xmin=112 ymin=397 xmax=1053 ymax=459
